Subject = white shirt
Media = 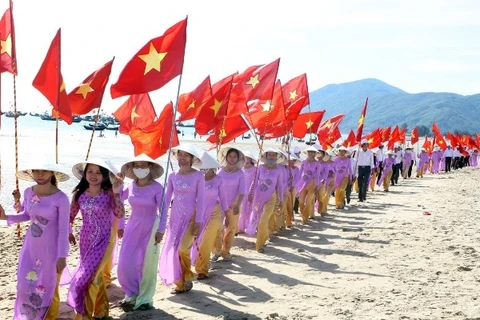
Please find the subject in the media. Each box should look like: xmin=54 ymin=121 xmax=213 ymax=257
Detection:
xmin=394 ymin=150 xmax=403 ymax=164
xmin=453 ymin=150 xmax=461 ymax=157
xmin=375 ymin=148 xmax=385 ymax=162
xmin=443 ymin=149 xmax=454 ymax=157
xmin=355 ymin=148 xmax=375 ymax=167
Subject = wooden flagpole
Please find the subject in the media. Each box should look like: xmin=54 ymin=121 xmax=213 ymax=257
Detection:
xmin=85 ymin=108 xmax=101 ymax=161
xmin=13 ymin=72 xmax=21 ymax=237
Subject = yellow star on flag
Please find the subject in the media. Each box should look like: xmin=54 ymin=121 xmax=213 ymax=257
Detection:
xmin=138 ymin=43 xmax=167 ymax=75
xmin=76 ymin=81 xmax=94 ymax=99
xmin=59 ymin=81 xmax=66 ymax=92
xmin=159 ymin=135 xmax=163 ymax=146
xmin=187 ymin=99 xmax=196 ymax=110
xmin=246 ymin=74 xmax=260 ymax=89
xmin=358 ymin=115 xmax=365 ymax=125
xmin=131 ymin=106 xmax=140 ymax=122
xmin=324 ymin=120 xmax=332 ymax=128
xmin=260 ymin=100 xmax=273 ymax=112
xmin=210 ymin=99 xmax=222 ymax=117
xmin=289 ymin=90 xmax=298 ymax=101
xmin=368 ymin=138 xmax=374 ymax=143
xmin=0 ymin=34 xmax=12 ymax=56
xmin=305 ymin=120 xmax=314 ymax=129
xmin=219 ymin=128 xmax=227 ymax=138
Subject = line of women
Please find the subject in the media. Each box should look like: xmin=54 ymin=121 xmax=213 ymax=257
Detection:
xmin=0 ymin=142 xmax=398 ymax=320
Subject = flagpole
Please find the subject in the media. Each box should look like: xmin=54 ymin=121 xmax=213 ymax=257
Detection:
xmin=85 ymin=108 xmax=100 ymax=161
xmin=13 ymin=73 xmax=21 ymax=237
xmin=159 ymin=70 xmax=184 ymax=227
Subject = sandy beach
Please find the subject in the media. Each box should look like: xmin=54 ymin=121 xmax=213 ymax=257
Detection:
xmin=0 ymin=130 xmax=479 ymax=319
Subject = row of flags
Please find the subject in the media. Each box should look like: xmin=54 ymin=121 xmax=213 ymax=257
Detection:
xmin=1 ymin=2 xmax=478 ymax=160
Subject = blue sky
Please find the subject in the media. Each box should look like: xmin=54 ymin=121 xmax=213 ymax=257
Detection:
xmin=1 ymin=0 xmax=480 ymax=114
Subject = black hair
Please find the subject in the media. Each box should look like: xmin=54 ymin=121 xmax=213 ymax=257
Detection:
xmin=73 ymin=163 xmax=113 ymax=201
xmin=226 ymin=148 xmax=240 ymax=159
xmin=50 ymin=175 xmax=58 ymax=187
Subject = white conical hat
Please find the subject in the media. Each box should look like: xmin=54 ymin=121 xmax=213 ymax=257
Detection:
xmin=303 ymin=145 xmax=319 ymax=154
xmin=260 ymin=147 xmax=286 ymax=164
xmin=17 ymin=157 xmax=70 ymax=183
xmin=198 ymin=151 xmax=221 ymax=169
xmin=72 ymin=158 xmax=118 ymax=182
xmin=218 ymin=145 xmax=246 ymax=168
xmin=171 ymin=144 xmax=203 ymax=167
xmin=243 ymin=150 xmax=259 ymax=164
xmin=120 ymin=154 xmax=164 ymax=180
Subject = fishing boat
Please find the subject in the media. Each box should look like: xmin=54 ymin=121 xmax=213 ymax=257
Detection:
xmin=83 ymin=122 xmax=106 ymax=130
xmin=40 ymin=113 xmax=56 ymax=120
xmin=105 ymin=124 xmax=120 ymax=131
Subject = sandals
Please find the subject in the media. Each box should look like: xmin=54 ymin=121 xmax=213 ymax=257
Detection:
xmin=170 ymin=281 xmax=193 ymax=294
xmin=197 ymin=274 xmax=209 ymax=280
xmin=137 ymin=303 xmax=153 ymax=311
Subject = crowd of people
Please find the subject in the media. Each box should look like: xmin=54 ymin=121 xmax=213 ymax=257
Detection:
xmin=0 ymin=139 xmax=478 ymax=319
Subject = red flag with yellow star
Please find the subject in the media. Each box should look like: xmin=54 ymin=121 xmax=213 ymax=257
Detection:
xmin=380 ymin=126 xmax=391 ymax=142
xmin=113 ymin=93 xmax=157 ymax=134
xmin=177 ymin=75 xmax=212 ymax=122
xmin=68 ymin=58 xmax=114 ymax=115
xmin=356 ymin=97 xmax=368 ymax=142
xmin=282 ymin=73 xmax=310 ymax=108
xmin=317 ymin=114 xmax=345 ymax=142
xmin=110 ymin=18 xmax=187 ymax=99
xmin=410 ymin=127 xmax=419 ymax=145
xmin=342 ymin=130 xmax=356 ymax=148
xmin=195 ymin=73 xmax=234 ymax=135
xmin=292 ymin=111 xmax=325 ymax=139
xmin=431 ymin=122 xmax=447 ymax=150
xmin=248 ymin=80 xmax=286 ymax=134
xmin=0 ymin=0 xmax=16 ymax=75
xmin=129 ymin=102 xmax=179 ymax=159
xmin=232 ymin=58 xmax=280 ymax=102
xmin=206 ymin=114 xmax=249 ymax=146
xmin=32 ymin=28 xmax=72 ymax=124
xmin=362 ymin=128 xmax=382 ymax=149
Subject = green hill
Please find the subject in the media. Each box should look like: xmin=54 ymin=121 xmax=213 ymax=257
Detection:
xmin=308 ymin=78 xmax=479 ymax=134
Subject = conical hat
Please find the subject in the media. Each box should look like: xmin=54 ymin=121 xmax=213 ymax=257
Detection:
xmin=218 ymin=145 xmax=245 ymax=168
xmin=171 ymin=144 xmax=203 ymax=167
xmin=198 ymin=151 xmax=221 ymax=169
xmin=72 ymin=158 xmax=118 ymax=182
xmin=16 ymin=158 xmax=70 ymax=183
xmin=260 ymin=147 xmax=286 ymax=164
xmin=121 ymin=154 xmax=164 ymax=180
xmin=243 ymin=150 xmax=259 ymax=164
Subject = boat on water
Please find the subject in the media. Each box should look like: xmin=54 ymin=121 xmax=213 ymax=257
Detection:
xmin=105 ymin=124 xmax=119 ymax=131
xmin=40 ymin=114 xmax=56 ymax=120
xmin=4 ymin=111 xmax=25 ymax=118
xmin=83 ymin=122 xmax=106 ymax=130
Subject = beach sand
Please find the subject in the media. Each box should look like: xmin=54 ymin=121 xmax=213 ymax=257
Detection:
xmin=0 ymin=131 xmax=479 ymax=319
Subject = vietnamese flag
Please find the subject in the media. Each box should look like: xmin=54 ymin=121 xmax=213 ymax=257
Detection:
xmin=431 ymin=122 xmax=447 ymax=150
xmin=207 ymin=114 xmax=249 ymax=146
xmin=129 ymin=102 xmax=179 ymax=159
xmin=380 ymin=126 xmax=391 ymax=143
xmin=113 ymin=93 xmax=156 ymax=134
xmin=233 ymin=58 xmax=280 ymax=102
xmin=0 ymin=0 xmax=17 ymax=75
xmin=292 ymin=111 xmax=325 ymax=138
xmin=356 ymin=97 xmax=368 ymax=142
xmin=282 ymin=73 xmax=309 ymax=107
xmin=411 ymin=127 xmax=419 ymax=145
xmin=68 ymin=58 xmax=114 ymax=115
xmin=32 ymin=28 xmax=72 ymax=124
xmin=177 ymin=75 xmax=212 ymax=122
xmin=342 ymin=130 xmax=356 ymax=148
xmin=363 ymin=128 xmax=382 ymax=149
xmin=195 ymin=73 xmax=234 ymax=135
xmin=248 ymin=80 xmax=286 ymax=134
xmin=317 ymin=114 xmax=345 ymax=142
xmin=110 ymin=18 xmax=187 ymax=98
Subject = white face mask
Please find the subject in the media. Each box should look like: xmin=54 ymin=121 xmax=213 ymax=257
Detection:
xmin=133 ymin=168 xmax=150 ymax=179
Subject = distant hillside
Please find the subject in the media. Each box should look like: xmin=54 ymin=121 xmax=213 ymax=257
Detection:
xmin=308 ymin=78 xmax=480 ymax=134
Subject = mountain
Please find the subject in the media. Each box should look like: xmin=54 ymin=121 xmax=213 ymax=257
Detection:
xmin=308 ymin=78 xmax=480 ymax=134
